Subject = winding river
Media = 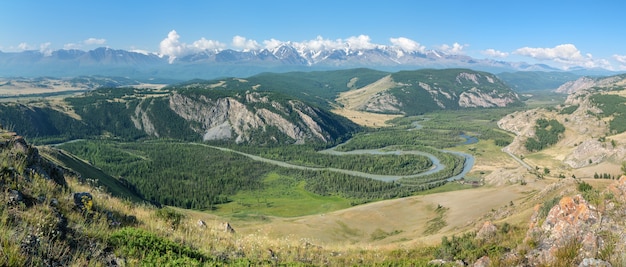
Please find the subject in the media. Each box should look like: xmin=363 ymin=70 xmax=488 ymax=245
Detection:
xmin=191 ymin=117 xmax=475 ymax=183
xmin=52 ymin=117 xmax=475 ymax=183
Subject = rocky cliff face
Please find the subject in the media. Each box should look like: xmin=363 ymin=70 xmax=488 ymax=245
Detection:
xmin=498 ymin=82 xmax=624 ymax=168
xmin=356 ymin=70 xmax=520 ymax=115
xmin=168 ymin=91 xmax=351 ymax=144
xmin=556 ymin=74 xmax=626 ymax=94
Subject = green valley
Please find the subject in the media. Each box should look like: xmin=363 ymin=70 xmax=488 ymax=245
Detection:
xmin=6 ymin=68 xmax=626 ymax=266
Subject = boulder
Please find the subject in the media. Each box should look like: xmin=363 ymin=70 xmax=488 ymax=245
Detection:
xmin=73 ymin=192 xmax=94 ymax=212
xmin=475 ymin=221 xmax=497 ymax=241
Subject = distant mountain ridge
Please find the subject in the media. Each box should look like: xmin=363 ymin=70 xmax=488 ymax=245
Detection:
xmin=0 ymin=46 xmax=569 ymax=80
xmin=0 ymin=68 xmax=521 ymax=143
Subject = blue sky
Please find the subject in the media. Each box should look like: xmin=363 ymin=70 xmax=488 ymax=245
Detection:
xmin=2 ymin=0 xmax=626 ymax=70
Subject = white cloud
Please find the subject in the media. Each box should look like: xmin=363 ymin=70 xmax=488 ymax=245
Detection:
xmin=192 ymin=38 xmax=225 ymax=50
xmin=263 ymin=38 xmax=285 ymax=50
xmin=481 ymin=48 xmax=509 ymax=58
xmin=345 ymin=35 xmax=377 ymax=50
xmin=512 ymin=44 xmax=613 ymax=69
xmin=159 ymin=30 xmax=185 ymax=63
xmin=39 ymin=42 xmax=52 ymax=56
xmin=613 ymin=54 xmax=626 ymax=64
xmin=389 ymin=37 xmax=426 ymax=53
xmin=159 ymin=30 xmax=226 ymax=63
xmin=292 ymin=36 xmax=344 ymax=51
xmin=439 ymin=42 xmax=467 ymax=55
xmin=513 ymin=44 xmax=584 ymax=61
xmin=64 ymin=43 xmax=80 ymax=50
xmin=232 ymin=36 xmax=260 ymax=50
xmin=129 ymin=49 xmax=151 ymax=55
xmin=84 ymin=38 xmax=106 ymax=45
xmin=267 ymin=35 xmax=382 ymax=52
xmin=18 ymin=42 xmax=30 ymax=50
xmin=62 ymin=37 xmax=106 ymax=50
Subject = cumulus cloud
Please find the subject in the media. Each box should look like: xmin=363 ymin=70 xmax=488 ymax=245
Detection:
xmin=513 ymin=44 xmax=584 ymax=61
xmin=345 ymin=35 xmax=377 ymax=50
xmin=159 ymin=30 xmax=185 ymax=62
xmin=62 ymin=37 xmax=106 ymax=50
xmin=265 ymin=35 xmax=385 ymax=52
xmin=439 ymin=42 xmax=467 ymax=55
xmin=512 ymin=44 xmax=612 ymax=69
xmin=481 ymin=48 xmax=509 ymax=58
xmin=263 ymin=38 xmax=285 ymax=50
xmin=84 ymin=38 xmax=106 ymax=45
xmin=159 ymin=30 xmax=226 ymax=63
xmin=232 ymin=36 xmax=260 ymax=50
xmin=389 ymin=37 xmax=426 ymax=53
xmin=63 ymin=43 xmax=80 ymax=50
xmin=39 ymin=42 xmax=52 ymax=56
xmin=292 ymin=36 xmax=343 ymax=51
xmin=192 ymin=38 xmax=225 ymax=50
xmin=18 ymin=42 xmax=30 ymax=50
xmin=613 ymin=54 xmax=626 ymax=64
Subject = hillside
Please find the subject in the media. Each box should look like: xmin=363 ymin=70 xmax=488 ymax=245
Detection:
xmin=0 ymin=68 xmax=523 ymax=142
xmin=496 ymin=73 xmax=626 ymax=185
xmin=182 ymin=69 xmax=521 ymax=127
xmin=497 ymin=71 xmax=581 ymax=91
xmin=333 ymin=69 xmax=520 ymax=121
xmin=0 ymin=85 xmax=359 ymax=145
xmin=555 ymin=73 xmax=626 ymax=94
xmin=4 ymin=127 xmax=626 ymax=266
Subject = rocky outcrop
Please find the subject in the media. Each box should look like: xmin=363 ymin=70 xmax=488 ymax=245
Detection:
xmin=131 ymin=99 xmax=159 ymax=137
xmin=523 ymin=177 xmax=626 ymax=266
xmin=361 ymin=91 xmax=403 ymax=113
xmin=475 ymin=221 xmax=497 ymax=241
xmin=458 ymin=88 xmax=518 ymax=108
xmin=556 ymin=77 xmax=597 ymax=94
xmin=564 ymin=139 xmax=626 ymax=168
xmin=556 ymin=74 xmax=626 ymax=94
xmin=497 ymin=97 xmax=613 ymax=165
xmin=168 ymin=91 xmax=343 ymax=144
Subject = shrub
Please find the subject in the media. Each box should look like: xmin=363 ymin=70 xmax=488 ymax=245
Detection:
xmin=109 ymin=227 xmax=209 ymax=265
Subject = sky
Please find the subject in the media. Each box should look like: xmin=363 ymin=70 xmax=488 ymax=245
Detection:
xmin=1 ymin=0 xmax=626 ymax=70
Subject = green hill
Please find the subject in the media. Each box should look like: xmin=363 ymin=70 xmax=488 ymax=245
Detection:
xmin=497 ymin=71 xmax=580 ymax=91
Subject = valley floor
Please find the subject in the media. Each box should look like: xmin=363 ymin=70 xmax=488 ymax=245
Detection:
xmin=198 ymin=173 xmax=549 ymax=247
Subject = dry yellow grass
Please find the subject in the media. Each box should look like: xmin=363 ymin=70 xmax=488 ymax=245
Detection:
xmin=336 ymin=75 xmax=395 ymax=110
xmin=331 ymin=75 xmax=401 ymax=127
xmin=230 ymin=181 xmax=542 ymax=247
xmin=331 ymin=108 xmax=401 ymax=128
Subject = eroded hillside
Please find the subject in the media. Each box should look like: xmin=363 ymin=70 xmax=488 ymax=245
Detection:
xmin=499 ymin=78 xmax=626 ymax=180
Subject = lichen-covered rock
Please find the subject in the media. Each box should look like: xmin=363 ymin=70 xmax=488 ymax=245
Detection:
xmin=8 ymin=189 xmax=24 ymax=205
xmin=475 ymin=221 xmax=497 ymax=241
xmin=73 ymin=192 xmax=94 ymax=212
xmin=473 ymin=255 xmax=490 ymax=267
xmin=525 ymin=194 xmax=608 ymax=265
xmin=578 ymin=258 xmax=612 ymax=267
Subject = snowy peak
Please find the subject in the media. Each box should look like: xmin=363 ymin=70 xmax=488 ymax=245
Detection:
xmin=0 ymin=45 xmax=571 ymax=79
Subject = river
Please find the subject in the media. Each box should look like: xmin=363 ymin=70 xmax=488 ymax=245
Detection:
xmin=51 ymin=116 xmax=476 ymax=183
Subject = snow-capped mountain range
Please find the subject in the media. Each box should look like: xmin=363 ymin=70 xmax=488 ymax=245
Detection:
xmin=0 ymin=45 xmax=568 ymax=80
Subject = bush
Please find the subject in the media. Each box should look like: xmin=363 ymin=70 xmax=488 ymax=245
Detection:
xmin=109 ymin=227 xmax=209 ymax=265
xmin=155 ymin=207 xmax=184 ymax=229
xmin=577 ymin=181 xmax=593 ymax=192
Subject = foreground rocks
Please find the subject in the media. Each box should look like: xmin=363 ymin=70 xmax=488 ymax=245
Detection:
xmin=523 ymin=177 xmax=626 ymax=266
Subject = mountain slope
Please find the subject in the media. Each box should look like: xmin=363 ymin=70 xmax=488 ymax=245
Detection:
xmin=498 ymin=75 xmax=626 ymax=178
xmin=497 ymin=71 xmax=581 ymax=91
xmin=0 ymin=84 xmax=359 ymax=145
xmin=555 ymin=73 xmax=626 ymax=94
xmin=335 ymin=69 xmax=521 ymax=116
